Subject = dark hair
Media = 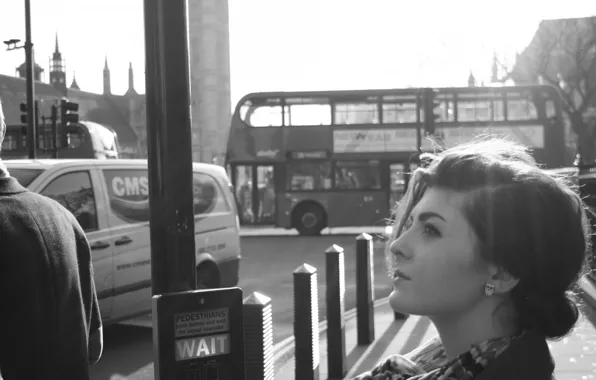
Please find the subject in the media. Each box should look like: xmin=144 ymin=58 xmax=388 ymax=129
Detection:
xmin=390 ymin=137 xmax=592 ymax=339
xmin=0 ymin=98 xmax=5 ymax=150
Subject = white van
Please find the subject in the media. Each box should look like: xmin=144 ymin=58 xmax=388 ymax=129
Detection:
xmin=4 ymin=159 xmax=241 ymax=325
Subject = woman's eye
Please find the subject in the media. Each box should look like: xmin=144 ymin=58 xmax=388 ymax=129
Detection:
xmin=422 ymin=223 xmax=440 ymax=237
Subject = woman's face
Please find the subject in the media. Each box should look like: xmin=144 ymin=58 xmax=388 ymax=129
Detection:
xmin=388 ymin=187 xmax=489 ymax=318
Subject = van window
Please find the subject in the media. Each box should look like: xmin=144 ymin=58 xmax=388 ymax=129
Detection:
xmin=9 ymin=168 xmax=44 ymax=187
xmin=40 ymin=171 xmax=99 ymax=232
xmin=193 ymin=172 xmax=230 ymax=215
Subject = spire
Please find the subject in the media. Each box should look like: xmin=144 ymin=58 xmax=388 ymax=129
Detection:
xmin=468 ymin=71 xmax=476 ymax=87
xmin=52 ymin=33 xmax=63 ymax=61
xmin=125 ymin=61 xmax=138 ymax=96
xmin=491 ymin=50 xmax=499 ymax=83
xmin=49 ymin=33 xmax=66 ymax=93
xmin=70 ymin=71 xmax=80 ymax=90
xmin=103 ymin=55 xmax=111 ymax=95
xmin=128 ymin=62 xmax=134 ymax=89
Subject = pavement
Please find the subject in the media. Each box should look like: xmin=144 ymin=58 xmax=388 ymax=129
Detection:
xmin=273 ymin=276 xmax=596 ymax=380
xmin=239 ymin=226 xmax=389 ymax=237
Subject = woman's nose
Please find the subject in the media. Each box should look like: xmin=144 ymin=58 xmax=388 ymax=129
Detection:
xmin=389 ymin=234 xmax=411 ymax=260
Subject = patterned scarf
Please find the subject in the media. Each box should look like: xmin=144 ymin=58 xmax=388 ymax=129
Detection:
xmin=352 ymin=333 xmax=517 ymax=380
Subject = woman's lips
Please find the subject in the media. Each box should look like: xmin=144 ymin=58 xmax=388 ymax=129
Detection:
xmin=393 ymin=269 xmax=411 ymax=280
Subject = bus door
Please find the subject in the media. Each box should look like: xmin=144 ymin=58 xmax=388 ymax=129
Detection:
xmin=231 ymin=164 xmax=276 ymax=225
xmin=388 ymin=163 xmax=408 ymax=213
xmin=387 ymin=162 xmax=419 ymax=215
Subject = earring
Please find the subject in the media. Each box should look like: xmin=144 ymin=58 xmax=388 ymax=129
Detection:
xmin=484 ymin=283 xmax=495 ymax=297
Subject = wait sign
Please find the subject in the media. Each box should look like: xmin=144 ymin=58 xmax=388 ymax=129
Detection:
xmin=175 ymin=333 xmax=231 ymax=361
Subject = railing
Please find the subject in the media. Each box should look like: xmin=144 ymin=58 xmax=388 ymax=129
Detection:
xmin=241 ymin=233 xmax=407 ymax=380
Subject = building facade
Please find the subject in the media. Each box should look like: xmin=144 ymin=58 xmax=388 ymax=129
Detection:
xmin=0 ymin=0 xmax=232 ymax=163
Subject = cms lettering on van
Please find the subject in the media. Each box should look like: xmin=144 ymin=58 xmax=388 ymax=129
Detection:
xmin=112 ymin=176 xmax=149 ymax=197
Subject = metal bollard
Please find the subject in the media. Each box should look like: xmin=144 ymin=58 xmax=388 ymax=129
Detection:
xmin=325 ymin=244 xmax=347 ymax=379
xmin=294 ymin=263 xmax=320 ymax=380
xmin=243 ymin=292 xmax=274 ymax=380
xmin=356 ymin=233 xmax=375 ymax=345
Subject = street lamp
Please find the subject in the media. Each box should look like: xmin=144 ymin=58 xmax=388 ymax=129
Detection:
xmin=3 ymin=39 xmax=22 ymax=49
xmin=3 ymin=0 xmax=36 ymax=159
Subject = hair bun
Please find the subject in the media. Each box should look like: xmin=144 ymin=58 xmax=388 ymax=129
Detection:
xmin=515 ymin=291 xmax=580 ymax=339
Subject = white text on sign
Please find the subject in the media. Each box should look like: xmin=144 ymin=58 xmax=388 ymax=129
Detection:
xmin=175 ymin=333 xmax=231 ymax=361
xmin=174 ymin=308 xmax=230 ymax=338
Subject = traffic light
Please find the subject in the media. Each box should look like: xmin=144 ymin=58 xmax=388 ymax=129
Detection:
xmin=60 ymin=99 xmax=79 ymax=128
xmin=423 ymin=88 xmax=440 ymax=135
xmin=19 ymin=101 xmax=40 ymax=125
xmin=60 ymin=100 xmax=80 ymax=148
xmin=20 ymin=102 xmax=27 ymax=124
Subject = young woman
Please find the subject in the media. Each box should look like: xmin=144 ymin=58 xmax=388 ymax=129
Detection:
xmin=354 ymin=138 xmax=592 ymax=380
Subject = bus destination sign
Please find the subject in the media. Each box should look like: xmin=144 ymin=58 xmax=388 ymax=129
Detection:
xmin=288 ymin=150 xmax=329 ymax=159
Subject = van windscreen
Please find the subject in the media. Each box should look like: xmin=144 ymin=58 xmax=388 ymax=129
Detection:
xmin=8 ymin=168 xmax=45 ymax=187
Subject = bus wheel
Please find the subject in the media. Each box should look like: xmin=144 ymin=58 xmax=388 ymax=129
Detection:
xmin=293 ymin=203 xmax=326 ymax=236
xmin=196 ymin=262 xmax=221 ymax=289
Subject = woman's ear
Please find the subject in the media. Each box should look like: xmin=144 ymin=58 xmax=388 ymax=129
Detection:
xmin=488 ymin=265 xmax=520 ymax=295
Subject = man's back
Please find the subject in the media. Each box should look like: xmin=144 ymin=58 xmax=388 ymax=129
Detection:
xmin=0 ymin=176 xmax=102 ymax=379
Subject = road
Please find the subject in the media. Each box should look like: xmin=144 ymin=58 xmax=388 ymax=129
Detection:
xmin=90 ymin=234 xmax=393 ymax=380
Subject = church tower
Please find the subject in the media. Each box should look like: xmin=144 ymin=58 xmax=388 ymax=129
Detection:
xmin=103 ymin=56 xmax=111 ymax=95
xmin=124 ymin=62 xmax=137 ymax=96
xmin=49 ymin=34 xmax=67 ymax=94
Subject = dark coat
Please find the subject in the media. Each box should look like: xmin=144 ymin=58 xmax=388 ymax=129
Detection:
xmin=0 ymin=176 xmax=102 ymax=380
xmin=477 ymin=330 xmax=556 ymax=380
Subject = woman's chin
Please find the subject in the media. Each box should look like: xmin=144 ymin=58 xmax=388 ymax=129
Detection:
xmin=389 ymin=289 xmax=411 ymax=315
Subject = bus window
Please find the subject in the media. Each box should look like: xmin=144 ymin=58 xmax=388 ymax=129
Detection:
xmin=66 ymin=132 xmax=85 ymax=148
xmin=334 ymin=103 xmax=379 ymax=125
xmin=240 ymin=99 xmax=283 ymax=127
xmin=491 ymin=99 xmax=506 ymax=121
xmin=457 ymin=100 xmax=492 ymax=122
xmin=545 ymin=100 xmax=557 ymax=119
xmin=507 ymin=98 xmax=538 ymax=121
xmin=334 ymin=161 xmax=381 ymax=190
xmin=286 ymin=162 xmax=332 ymax=191
xmin=284 ymin=97 xmax=331 ymax=126
xmin=382 ymin=103 xmax=418 ymax=123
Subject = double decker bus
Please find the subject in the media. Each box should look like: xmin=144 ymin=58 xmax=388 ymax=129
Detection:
xmin=226 ymin=85 xmax=565 ymax=235
xmin=2 ymin=120 xmax=120 ymax=160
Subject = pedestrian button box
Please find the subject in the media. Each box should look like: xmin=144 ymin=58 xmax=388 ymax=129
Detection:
xmin=152 ymin=287 xmax=245 ymax=380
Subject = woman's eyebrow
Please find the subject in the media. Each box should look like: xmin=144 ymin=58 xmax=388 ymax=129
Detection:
xmin=418 ymin=211 xmax=446 ymax=222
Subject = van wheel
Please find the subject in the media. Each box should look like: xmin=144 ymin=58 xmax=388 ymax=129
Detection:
xmin=196 ymin=263 xmax=221 ymax=289
xmin=293 ymin=203 xmax=326 ymax=236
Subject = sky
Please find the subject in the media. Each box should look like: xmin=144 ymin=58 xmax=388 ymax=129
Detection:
xmin=1 ymin=0 xmax=595 ymax=109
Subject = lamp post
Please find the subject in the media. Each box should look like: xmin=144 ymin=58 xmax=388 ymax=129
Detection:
xmin=3 ymin=0 xmax=36 ymax=159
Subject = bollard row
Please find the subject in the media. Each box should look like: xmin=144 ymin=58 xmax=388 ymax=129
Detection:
xmin=294 ymin=264 xmax=320 ymax=380
xmin=356 ymin=233 xmax=376 ymax=344
xmin=243 ymin=292 xmax=275 ymax=380
xmin=241 ymin=233 xmax=409 ymax=379
xmin=325 ymin=244 xmax=347 ymax=379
